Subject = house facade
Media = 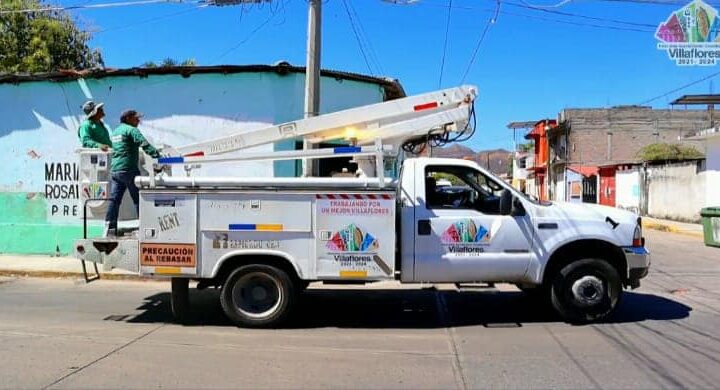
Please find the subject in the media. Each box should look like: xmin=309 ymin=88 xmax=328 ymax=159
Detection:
xmin=546 ymin=106 xmax=711 ymax=205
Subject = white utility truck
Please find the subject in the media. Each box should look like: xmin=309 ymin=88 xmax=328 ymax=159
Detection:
xmin=74 ymin=85 xmax=650 ymax=326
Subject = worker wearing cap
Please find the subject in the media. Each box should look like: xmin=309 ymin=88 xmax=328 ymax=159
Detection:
xmin=78 ymin=101 xmax=112 ymax=151
xmin=104 ymin=110 xmax=161 ymax=236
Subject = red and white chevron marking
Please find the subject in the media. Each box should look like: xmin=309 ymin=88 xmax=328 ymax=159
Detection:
xmin=316 ymin=194 xmax=392 ymax=200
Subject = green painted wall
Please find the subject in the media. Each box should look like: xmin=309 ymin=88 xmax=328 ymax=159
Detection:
xmin=0 ymin=193 xmax=101 ymax=254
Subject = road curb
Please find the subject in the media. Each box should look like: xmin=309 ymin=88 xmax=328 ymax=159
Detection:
xmin=644 ymin=220 xmax=704 ymax=239
xmin=0 ymin=269 xmax=153 ymax=281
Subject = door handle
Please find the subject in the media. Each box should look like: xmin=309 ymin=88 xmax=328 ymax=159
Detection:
xmin=418 ymin=220 xmax=431 ymax=235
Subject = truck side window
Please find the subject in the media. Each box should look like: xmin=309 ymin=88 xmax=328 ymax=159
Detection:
xmin=425 ymin=165 xmax=504 ymax=214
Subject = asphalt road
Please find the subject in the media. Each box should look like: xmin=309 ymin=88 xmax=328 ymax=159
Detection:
xmin=1 ymin=229 xmax=718 ymax=389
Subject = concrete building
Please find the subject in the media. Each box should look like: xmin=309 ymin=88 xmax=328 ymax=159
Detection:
xmin=0 ymin=64 xmax=403 ymax=255
xmin=547 ymin=106 xmax=711 ymax=205
xmin=685 ymin=126 xmax=720 ymax=208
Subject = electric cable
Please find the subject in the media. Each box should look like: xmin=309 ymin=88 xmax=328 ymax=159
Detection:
xmin=347 ymin=1 xmax=385 ymax=76
xmin=459 ymin=0 xmax=501 ymax=83
xmin=438 ymin=0 xmax=453 ymax=88
xmin=342 ymin=0 xmax=377 ymax=75
xmin=95 ymin=4 xmax=207 ymax=34
xmin=638 ymin=70 xmax=720 ymax=105
xmin=401 ymin=101 xmax=477 ymax=155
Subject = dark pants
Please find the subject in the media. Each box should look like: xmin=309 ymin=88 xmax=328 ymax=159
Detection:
xmin=105 ymin=169 xmax=140 ymax=230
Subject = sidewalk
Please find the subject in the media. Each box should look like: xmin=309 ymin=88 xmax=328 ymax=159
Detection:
xmin=643 ymin=217 xmax=704 ymax=239
xmin=0 ymin=254 xmax=144 ymax=280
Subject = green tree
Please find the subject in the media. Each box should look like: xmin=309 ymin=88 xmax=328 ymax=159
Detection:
xmin=517 ymin=141 xmax=534 ymax=153
xmin=180 ymin=58 xmax=197 ymax=66
xmin=637 ymin=143 xmax=704 ymax=162
xmin=160 ymin=58 xmax=178 ymax=67
xmin=0 ymin=0 xmax=102 ymax=73
xmin=141 ymin=58 xmax=197 ymax=68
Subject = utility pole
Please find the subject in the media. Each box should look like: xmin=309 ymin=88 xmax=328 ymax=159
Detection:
xmin=304 ymin=0 xmax=321 ymax=118
xmin=302 ymin=0 xmax=321 ymax=176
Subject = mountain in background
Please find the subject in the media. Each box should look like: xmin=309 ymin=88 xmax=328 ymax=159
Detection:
xmin=433 ymin=145 xmax=512 ymax=176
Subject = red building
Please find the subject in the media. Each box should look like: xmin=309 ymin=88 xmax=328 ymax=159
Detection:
xmin=524 ymin=119 xmax=555 ymax=201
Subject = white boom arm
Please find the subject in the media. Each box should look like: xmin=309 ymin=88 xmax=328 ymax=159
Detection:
xmin=170 ymin=85 xmax=477 ymax=158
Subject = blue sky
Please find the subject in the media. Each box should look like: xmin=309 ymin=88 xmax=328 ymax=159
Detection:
xmin=58 ymin=0 xmax=720 ymax=151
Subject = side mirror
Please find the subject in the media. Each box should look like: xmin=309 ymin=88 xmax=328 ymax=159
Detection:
xmin=499 ymin=190 xmax=512 ymax=215
xmin=511 ymin=197 xmax=526 ymax=217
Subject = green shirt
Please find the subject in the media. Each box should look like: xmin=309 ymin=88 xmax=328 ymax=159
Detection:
xmin=110 ymin=123 xmax=161 ymax=172
xmin=78 ymin=119 xmax=112 ymax=148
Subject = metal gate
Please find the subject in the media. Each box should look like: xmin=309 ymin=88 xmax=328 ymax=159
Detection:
xmin=582 ymin=175 xmax=597 ymax=203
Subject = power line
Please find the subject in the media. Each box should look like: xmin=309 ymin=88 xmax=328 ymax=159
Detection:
xmin=589 ymin=0 xmax=710 ymax=6
xmin=638 ymin=70 xmax=720 ymax=105
xmin=213 ymin=0 xmax=287 ymax=62
xmin=342 ymin=0 xmax=376 ymax=75
xmin=95 ymin=4 xmax=207 ymax=34
xmin=519 ymin=0 xmax=573 ymax=8
xmin=438 ymin=0 xmax=453 ymax=88
xmin=459 ymin=0 xmax=501 ymax=83
xmin=346 ymin=1 xmax=385 ymax=76
xmin=501 ymin=7 xmax=654 ymax=32
xmin=418 ymin=0 xmax=656 ymax=31
xmin=505 ymin=1 xmax=657 ymax=28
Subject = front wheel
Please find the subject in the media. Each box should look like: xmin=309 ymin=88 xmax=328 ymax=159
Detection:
xmin=220 ymin=264 xmax=296 ymax=328
xmin=551 ymin=258 xmax=622 ymax=323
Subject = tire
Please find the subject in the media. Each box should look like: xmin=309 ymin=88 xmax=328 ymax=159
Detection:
xmin=170 ymin=278 xmax=190 ymax=323
xmin=551 ymin=258 xmax=622 ymax=323
xmin=220 ymin=264 xmax=296 ymax=328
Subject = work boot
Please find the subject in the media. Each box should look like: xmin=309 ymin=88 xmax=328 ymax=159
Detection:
xmin=103 ymin=222 xmax=117 ymax=238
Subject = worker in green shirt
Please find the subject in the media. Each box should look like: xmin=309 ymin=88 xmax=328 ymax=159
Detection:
xmin=78 ymin=101 xmax=112 ymax=151
xmin=104 ymin=109 xmax=161 ymax=236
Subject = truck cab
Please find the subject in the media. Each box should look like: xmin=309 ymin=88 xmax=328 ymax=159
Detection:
xmin=400 ymin=157 xmax=649 ymax=322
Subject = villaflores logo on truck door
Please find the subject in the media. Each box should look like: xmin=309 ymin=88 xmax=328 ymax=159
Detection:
xmin=442 ymin=220 xmax=491 ymax=254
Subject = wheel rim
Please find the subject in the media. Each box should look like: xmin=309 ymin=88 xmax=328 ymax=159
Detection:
xmin=570 ymin=275 xmax=605 ymax=307
xmin=231 ymin=272 xmax=283 ymax=319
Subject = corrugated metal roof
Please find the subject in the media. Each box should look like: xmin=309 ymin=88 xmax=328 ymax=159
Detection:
xmin=0 ymin=64 xmax=406 ymax=100
xmin=506 ymin=121 xmax=536 ymax=129
xmin=670 ymin=94 xmax=720 ymax=105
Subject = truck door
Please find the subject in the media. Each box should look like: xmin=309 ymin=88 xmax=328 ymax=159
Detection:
xmin=413 ymin=164 xmax=534 ymax=282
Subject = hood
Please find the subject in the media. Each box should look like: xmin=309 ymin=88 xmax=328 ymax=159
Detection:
xmin=528 ymin=201 xmax=641 ymax=248
xmin=549 ymin=201 xmax=639 ymax=225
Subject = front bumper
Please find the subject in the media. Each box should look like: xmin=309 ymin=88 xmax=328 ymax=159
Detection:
xmin=622 ymin=246 xmax=650 ymax=288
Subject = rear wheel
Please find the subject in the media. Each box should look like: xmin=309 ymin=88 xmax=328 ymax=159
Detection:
xmin=170 ymin=278 xmax=190 ymax=323
xmin=551 ymin=258 xmax=622 ymax=323
xmin=220 ymin=264 xmax=296 ymax=328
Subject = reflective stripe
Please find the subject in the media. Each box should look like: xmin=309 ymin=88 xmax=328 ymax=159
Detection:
xmin=229 ymin=224 xmax=283 ymax=231
xmin=339 ymin=270 xmax=367 ymax=278
xmin=333 ymin=146 xmax=361 ymax=154
xmin=154 ymin=267 xmax=181 ymax=274
xmin=622 ymin=246 xmax=648 ymax=255
xmin=158 ymin=156 xmax=184 ymax=164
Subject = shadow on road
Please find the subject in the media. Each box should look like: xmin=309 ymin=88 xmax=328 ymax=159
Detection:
xmin=124 ymin=287 xmax=691 ymax=328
